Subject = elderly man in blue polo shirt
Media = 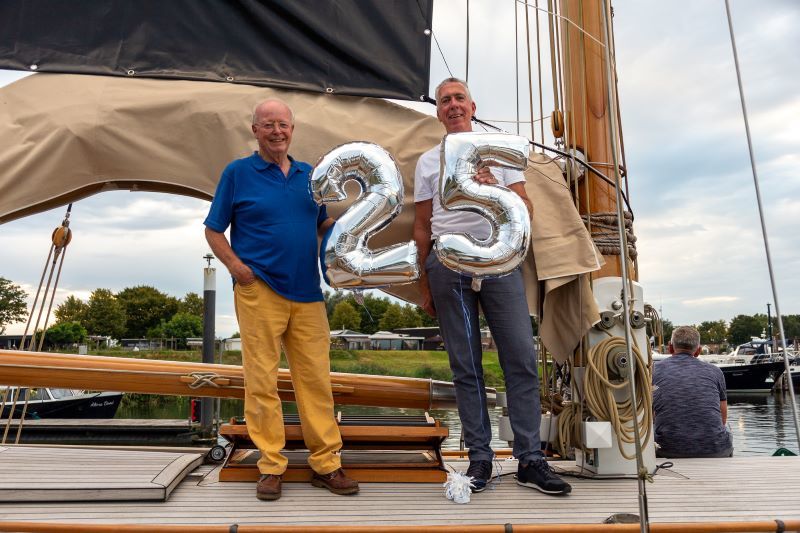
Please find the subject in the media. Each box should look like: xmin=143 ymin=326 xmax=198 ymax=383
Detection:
xmin=204 ymin=99 xmax=358 ymax=501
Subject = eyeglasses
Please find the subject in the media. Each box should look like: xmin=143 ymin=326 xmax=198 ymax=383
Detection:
xmin=254 ymin=121 xmax=292 ymax=132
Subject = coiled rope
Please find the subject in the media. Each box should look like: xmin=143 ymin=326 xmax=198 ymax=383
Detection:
xmin=583 ymin=335 xmax=652 ymax=460
xmin=581 ymin=211 xmax=637 ymax=258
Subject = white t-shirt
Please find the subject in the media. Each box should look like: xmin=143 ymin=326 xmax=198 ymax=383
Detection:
xmin=414 ymin=143 xmax=526 ymax=240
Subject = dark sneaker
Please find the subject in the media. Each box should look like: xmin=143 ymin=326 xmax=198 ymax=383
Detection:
xmin=256 ymin=474 xmax=282 ymax=501
xmin=466 ymin=460 xmax=493 ymax=493
xmin=311 ymin=468 xmax=359 ymax=495
xmin=516 ymin=459 xmax=571 ymax=495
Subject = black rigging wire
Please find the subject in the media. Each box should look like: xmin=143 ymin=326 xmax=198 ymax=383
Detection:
xmin=470 ymin=116 xmax=634 ymax=216
xmin=415 ymin=0 xmax=631 ymax=217
xmin=415 ymin=0 xmax=454 ymax=79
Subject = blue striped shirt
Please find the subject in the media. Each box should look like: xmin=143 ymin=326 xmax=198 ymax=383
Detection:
xmin=653 ymin=353 xmax=732 ymax=457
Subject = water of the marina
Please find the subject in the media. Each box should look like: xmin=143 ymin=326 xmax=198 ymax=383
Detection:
xmin=118 ymin=392 xmax=800 ymax=456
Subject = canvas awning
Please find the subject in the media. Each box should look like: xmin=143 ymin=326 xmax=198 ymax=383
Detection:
xmin=0 ymin=73 xmax=599 ymax=361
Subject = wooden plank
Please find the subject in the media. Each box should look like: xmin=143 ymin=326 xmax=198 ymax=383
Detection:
xmin=151 ymin=453 xmax=205 ymax=499
xmin=221 ymin=449 xmax=447 ymax=482
xmin=219 ymin=467 xmax=446 ymax=483
xmin=0 ymin=446 xmax=203 ymax=503
xmin=220 ymin=423 xmax=449 ymax=441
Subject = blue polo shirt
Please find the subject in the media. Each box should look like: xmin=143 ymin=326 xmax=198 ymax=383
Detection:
xmin=204 ymin=152 xmax=328 ymax=302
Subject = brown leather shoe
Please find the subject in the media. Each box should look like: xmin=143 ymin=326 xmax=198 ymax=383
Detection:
xmin=311 ymin=468 xmax=359 ymax=495
xmin=256 ymin=474 xmax=282 ymax=501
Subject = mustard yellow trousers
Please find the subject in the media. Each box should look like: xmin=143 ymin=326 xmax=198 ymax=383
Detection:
xmin=234 ymin=279 xmax=342 ymax=475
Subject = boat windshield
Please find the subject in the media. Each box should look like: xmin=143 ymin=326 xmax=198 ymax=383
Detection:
xmin=48 ymin=388 xmax=80 ymax=399
xmin=27 ymin=388 xmax=49 ymax=400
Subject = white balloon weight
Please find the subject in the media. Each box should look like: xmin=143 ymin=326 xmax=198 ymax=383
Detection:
xmin=311 ymin=142 xmax=419 ymax=289
xmin=435 ymin=132 xmax=531 ymax=278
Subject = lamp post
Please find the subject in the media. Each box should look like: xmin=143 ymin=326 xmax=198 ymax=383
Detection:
xmin=767 ymin=302 xmax=773 ymax=350
xmin=201 ymin=253 xmax=216 ymax=436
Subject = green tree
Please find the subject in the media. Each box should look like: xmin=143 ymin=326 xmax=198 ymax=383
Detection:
xmin=54 ymin=295 xmax=88 ymax=324
xmin=354 ymin=294 xmax=390 ymax=334
xmin=777 ymin=314 xmax=800 ymax=341
xmin=45 ymin=321 xmax=87 ymax=348
xmin=116 ymin=286 xmax=179 ymax=338
xmin=662 ymin=319 xmax=674 ymax=345
xmin=399 ymin=305 xmax=422 ymax=328
xmin=647 ymin=317 xmax=673 ymax=351
xmin=697 ymin=320 xmax=728 ymax=345
xmin=0 ymin=277 xmax=28 ymax=334
xmin=154 ymin=312 xmax=203 ymax=349
xmin=378 ymin=303 xmax=404 ymax=331
xmin=179 ymin=292 xmax=204 ymax=318
xmin=324 ymin=290 xmax=349 ymax=320
xmin=330 ymin=301 xmax=361 ymax=331
xmin=415 ymin=305 xmax=438 ymax=327
xmin=84 ymin=289 xmax=127 ymax=339
xmin=728 ymin=314 xmax=766 ymax=345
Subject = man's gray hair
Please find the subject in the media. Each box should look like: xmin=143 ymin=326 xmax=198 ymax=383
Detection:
xmin=252 ymin=98 xmax=295 ymax=125
xmin=671 ymin=325 xmax=701 ymax=352
xmin=435 ymin=77 xmax=472 ymax=102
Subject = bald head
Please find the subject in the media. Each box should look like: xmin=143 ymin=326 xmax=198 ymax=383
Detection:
xmin=252 ymin=99 xmax=294 ymax=125
xmin=251 ymin=98 xmax=295 ymax=164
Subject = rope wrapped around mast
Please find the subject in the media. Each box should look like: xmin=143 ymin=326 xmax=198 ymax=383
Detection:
xmin=581 ymin=211 xmax=637 ymax=259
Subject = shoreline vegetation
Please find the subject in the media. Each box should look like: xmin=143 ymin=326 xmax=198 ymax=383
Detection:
xmin=76 ymin=347 xmax=509 ymax=386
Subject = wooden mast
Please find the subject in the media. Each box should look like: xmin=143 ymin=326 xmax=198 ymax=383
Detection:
xmin=559 ymin=0 xmax=636 ymax=281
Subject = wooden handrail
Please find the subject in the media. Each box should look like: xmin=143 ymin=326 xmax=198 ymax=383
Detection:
xmin=0 ymin=520 xmax=797 ymax=532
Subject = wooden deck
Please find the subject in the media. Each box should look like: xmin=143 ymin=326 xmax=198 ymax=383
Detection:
xmin=0 ymin=446 xmax=203 ymax=503
xmin=0 ymin=447 xmax=798 ymax=529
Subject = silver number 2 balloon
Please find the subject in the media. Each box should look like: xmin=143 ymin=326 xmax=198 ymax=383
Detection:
xmin=435 ymin=132 xmax=531 ymax=278
xmin=311 ymin=142 xmax=419 ymax=289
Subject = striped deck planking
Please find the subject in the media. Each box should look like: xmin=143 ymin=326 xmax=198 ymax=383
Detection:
xmin=0 ymin=447 xmax=798 ymax=528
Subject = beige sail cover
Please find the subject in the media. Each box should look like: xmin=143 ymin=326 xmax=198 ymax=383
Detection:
xmin=0 ymin=73 xmax=599 ymax=361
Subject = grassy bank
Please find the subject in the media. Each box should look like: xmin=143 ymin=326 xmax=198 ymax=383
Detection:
xmin=79 ymin=347 xmax=508 ymax=387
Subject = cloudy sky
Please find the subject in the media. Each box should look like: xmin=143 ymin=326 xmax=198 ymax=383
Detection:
xmin=1 ymin=0 xmax=798 ymax=337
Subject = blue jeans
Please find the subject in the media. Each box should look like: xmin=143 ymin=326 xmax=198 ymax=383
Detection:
xmin=426 ymin=254 xmax=544 ymax=463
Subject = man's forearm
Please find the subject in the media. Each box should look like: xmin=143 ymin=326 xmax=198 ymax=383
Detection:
xmin=414 ymin=232 xmax=432 ymax=279
xmin=318 ymin=217 xmax=335 ymax=238
xmin=205 ymin=227 xmax=238 ymax=271
xmin=508 ymin=182 xmax=533 ymax=221
xmin=205 ymin=227 xmax=253 ymax=285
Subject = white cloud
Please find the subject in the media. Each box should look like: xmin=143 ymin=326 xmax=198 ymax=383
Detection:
xmin=683 ymin=296 xmax=740 ymax=306
xmin=2 ymin=0 xmax=798 ymax=335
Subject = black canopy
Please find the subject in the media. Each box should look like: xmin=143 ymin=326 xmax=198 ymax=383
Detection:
xmin=0 ymin=0 xmax=433 ymax=100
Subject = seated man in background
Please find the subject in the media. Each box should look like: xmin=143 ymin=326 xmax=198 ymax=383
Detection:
xmin=653 ymin=325 xmax=733 ymax=458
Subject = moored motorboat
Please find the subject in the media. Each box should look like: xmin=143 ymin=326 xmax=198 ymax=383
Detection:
xmin=716 ymin=361 xmax=785 ymax=393
xmin=708 ymin=340 xmax=789 ymax=393
xmin=0 ymin=386 xmax=122 ymax=419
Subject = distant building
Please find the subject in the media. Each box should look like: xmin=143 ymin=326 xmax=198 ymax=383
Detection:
xmin=330 ymin=329 xmax=370 ymax=350
xmin=120 ymin=338 xmax=152 ymax=350
xmin=0 ymin=335 xmax=31 ymax=349
xmin=393 ymin=326 xmax=499 ymax=350
xmin=186 ymin=337 xmax=204 ymax=349
xmin=87 ymin=335 xmax=113 ymax=348
xmin=369 ymin=331 xmax=424 ymax=350
xmin=393 ymin=327 xmax=442 ymax=350
xmin=222 ymin=337 xmax=241 ymax=351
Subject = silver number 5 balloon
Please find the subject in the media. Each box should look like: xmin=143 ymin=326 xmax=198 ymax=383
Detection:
xmin=311 ymin=142 xmax=419 ymax=289
xmin=435 ymin=132 xmax=531 ymax=278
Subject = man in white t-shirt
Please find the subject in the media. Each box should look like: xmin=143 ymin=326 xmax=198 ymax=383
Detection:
xmin=413 ymin=78 xmax=571 ymax=496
